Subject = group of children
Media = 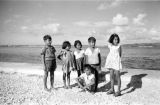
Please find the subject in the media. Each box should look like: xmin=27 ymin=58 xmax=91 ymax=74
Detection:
xmin=41 ymin=33 xmax=122 ymax=97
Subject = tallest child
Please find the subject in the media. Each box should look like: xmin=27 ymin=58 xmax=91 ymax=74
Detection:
xmin=84 ymin=37 xmax=101 ymax=92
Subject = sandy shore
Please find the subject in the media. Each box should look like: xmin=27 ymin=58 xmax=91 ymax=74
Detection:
xmin=0 ymin=62 xmax=160 ymax=105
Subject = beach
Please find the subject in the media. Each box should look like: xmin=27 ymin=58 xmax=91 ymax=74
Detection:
xmin=0 ymin=62 xmax=160 ymax=105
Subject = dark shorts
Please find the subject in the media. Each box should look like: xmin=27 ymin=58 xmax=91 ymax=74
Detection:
xmin=45 ymin=60 xmax=57 ymax=72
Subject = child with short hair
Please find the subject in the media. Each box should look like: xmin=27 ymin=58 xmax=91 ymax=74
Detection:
xmin=105 ymin=33 xmax=122 ymax=97
xmin=84 ymin=37 xmax=101 ymax=92
xmin=41 ymin=35 xmax=57 ymax=91
xmin=76 ymin=64 xmax=95 ymax=93
xmin=73 ymin=40 xmax=85 ymax=77
xmin=57 ymin=41 xmax=75 ymax=89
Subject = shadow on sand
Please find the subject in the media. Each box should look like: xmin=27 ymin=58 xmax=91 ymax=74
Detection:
xmin=97 ymin=71 xmax=128 ymax=92
xmin=121 ymin=73 xmax=147 ymax=95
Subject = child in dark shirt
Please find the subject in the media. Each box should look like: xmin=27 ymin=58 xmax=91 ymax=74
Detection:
xmin=41 ymin=35 xmax=57 ymax=91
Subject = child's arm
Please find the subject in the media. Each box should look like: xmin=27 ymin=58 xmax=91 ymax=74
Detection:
xmin=84 ymin=51 xmax=88 ymax=65
xmin=98 ymin=53 xmax=101 ymax=66
xmin=119 ymin=46 xmax=122 ymax=57
xmin=57 ymin=51 xmax=63 ymax=60
xmin=71 ymin=51 xmax=76 ymax=70
xmin=75 ymin=77 xmax=84 ymax=89
xmin=73 ymin=54 xmax=77 ymax=70
xmin=41 ymin=55 xmax=46 ymax=70
xmin=41 ymin=47 xmax=46 ymax=70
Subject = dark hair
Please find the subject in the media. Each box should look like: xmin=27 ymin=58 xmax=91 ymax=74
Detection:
xmin=74 ymin=40 xmax=82 ymax=48
xmin=108 ymin=33 xmax=120 ymax=44
xmin=84 ymin=64 xmax=92 ymax=71
xmin=43 ymin=35 xmax=52 ymax=41
xmin=62 ymin=41 xmax=71 ymax=49
xmin=88 ymin=37 xmax=96 ymax=43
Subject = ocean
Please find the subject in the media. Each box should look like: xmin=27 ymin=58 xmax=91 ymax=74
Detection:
xmin=0 ymin=44 xmax=160 ymax=70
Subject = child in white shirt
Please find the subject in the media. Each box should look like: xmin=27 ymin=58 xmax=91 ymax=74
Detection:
xmin=76 ymin=64 xmax=95 ymax=93
xmin=84 ymin=37 xmax=101 ymax=92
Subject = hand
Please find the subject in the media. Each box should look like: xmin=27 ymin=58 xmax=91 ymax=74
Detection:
xmin=70 ymin=67 xmax=75 ymax=71
xmin=43 ymin=65 xmax=46 ymax=70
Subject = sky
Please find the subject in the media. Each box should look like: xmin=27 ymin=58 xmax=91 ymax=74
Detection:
xmin=0 ymin=0 xmax=160 ymax=45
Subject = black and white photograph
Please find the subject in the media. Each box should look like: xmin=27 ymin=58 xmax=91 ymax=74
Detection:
xmin=0 ymin=0 xmax=160 ymax=105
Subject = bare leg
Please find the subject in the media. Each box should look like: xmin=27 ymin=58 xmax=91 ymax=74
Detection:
xmin=76 ymin=78 xmax=85 ymax=89
xmin=67 ymin=72 xmax=71 ymax=88
xmin=116 ymin=71 xmax=121 ymax=92
xmin=77 ymin=70 xmax=81 ymax=77
xmin=50 ymin=71 xmax=54 ymax=89
xmin=44 ymin=70 xmax=49 ymax=91
xmin=107 ymin=69 xmax=114 ymax=94
xmin=63 ymin=72 xmax=67 ymax=88
xmin=114 ymin=70 xmax=121 ymax=97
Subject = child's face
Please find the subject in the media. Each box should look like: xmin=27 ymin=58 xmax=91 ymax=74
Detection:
xmin=65 ymin=45 xmax=71 ymax=51
xmin=85 ymin=68 xmax=91 ymax=76
xmin=113 ymin=37 xmax=118 ymax=45
xmin=76 ymin=43 xmax=82 ymax=50
xmin=89 ymin=41 xmax=95 ymax=48
xmin=45 ymin=39 xmax=52 ymax=46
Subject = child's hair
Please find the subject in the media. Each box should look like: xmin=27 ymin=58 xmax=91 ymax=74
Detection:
xmin=84 ymin=64 xmax=92 ymax=71
xmin=43 ymin=35 xmax=52 ymax=41
xmin=88 ymin=37 xmax=96 ymax=43
xmin=62 ymin=41 xmax=71 ymax=49
xmin=74 ymin=40 xmax=82 ymax=48
xmin=108 ymin=33 xmax=120 ymax=44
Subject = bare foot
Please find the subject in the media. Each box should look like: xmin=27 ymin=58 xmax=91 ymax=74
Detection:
xmin=44 ymin=87 xmax=51 ymax=92
xmin=63 ymin=86 xmax=68 ymax=89
xmin=67 ymin=86 xmax=72 ymax=89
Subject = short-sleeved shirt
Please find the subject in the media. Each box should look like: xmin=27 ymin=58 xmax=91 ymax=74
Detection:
xmin=85 ymin=47 xmax=100 ymax=64
xmin=41 ymin=45 xmax=56 ymax=61
xmin=74 ymin=50 xmax=85 ymax=59
xmin=80 ymin=73 xmax=95 ymax=85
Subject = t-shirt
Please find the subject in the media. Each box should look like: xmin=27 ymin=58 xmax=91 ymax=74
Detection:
xmin=85 ymin=47 xmax=100 ymax=64
xmin=41 ymin=45 xmax=56 ymax=60
xmin=74 ymin=50 xmax=85 ymax=59
xmin=80 ymin=73 xmax=95 ymax=85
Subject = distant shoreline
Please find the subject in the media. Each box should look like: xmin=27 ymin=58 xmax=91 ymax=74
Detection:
xmin=0 ymin=42 xmax=160 ymax=48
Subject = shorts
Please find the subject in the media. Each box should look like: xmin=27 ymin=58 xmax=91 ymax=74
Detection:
xmin=45 ymin=60 xmax=57 ymax=72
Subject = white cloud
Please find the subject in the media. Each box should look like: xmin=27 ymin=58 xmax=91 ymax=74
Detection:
xmin=93 ymin=21 xmax=110 ymax=27
xmin=74 ymin=21 xmax=91 ymax=27
xmin=21 ymin=23 xmax=63 ymax=36
xmin=112 ymin=14 xmax=129 ymax=26
xmin=111 ymin=0 xmax=121 ymax=7
xmin=42 ymin=23 xmax=61 ymax=34
xmin=97 ymin=0 xmax=121 ymax=10
xmin=97 ymin=3 xmax=108 ymax=10
xmin=149 ymin=28 xmax=159 ymax=35
xmin=74 ymin=21 xmax=110 ymax=27
xmin=4 ymin=19 xmax=13 ymax=24
xmin=133 ymin=13 xmax=146 ymax=26
xmin=109 ymin=26 xmax=129 ymax=34
xmin=21 ymin=26 xmax=28 ymax=31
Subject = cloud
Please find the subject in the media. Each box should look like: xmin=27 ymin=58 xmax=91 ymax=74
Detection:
xmin=97 ymin=0 xmax=121 ymax=10
xmin=94 ymin=21 xmax=110 ymax=27
xmin=21 ymin=26 xmax=28 ymax=31
xmin=108 ymin=26 xmax=130 ymax=34
xmin=20 ymin=23 xmax=63 ymax=36
xmin=74 ymin=21 xmax=91 ymax=27
xmin=42 ymin=23 xmax=61 ymax=34
xmin=4 ymin=19 xmax=13 ymax=24
xmin=111 ymin=0 xmax=121 ymax=7
xmin=112 ymin=14 xmax=129 ymax=26
xmin=133 ymin=13 xmax=146 ymax=26
xmin=74 ymin=21 xmax=110 ymax=27
xmin=97 ymin=3 xmax=108 ymax=10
